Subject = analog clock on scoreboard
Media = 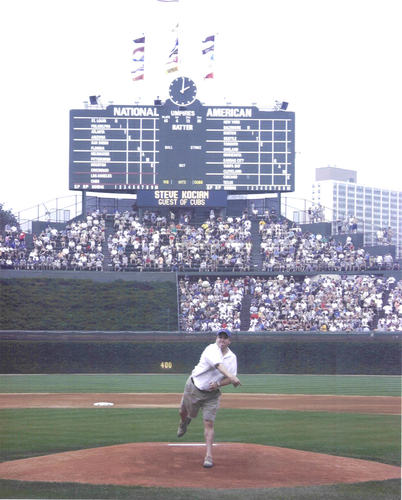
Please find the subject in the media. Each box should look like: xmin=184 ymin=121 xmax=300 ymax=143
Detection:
xmin=168 ymin=76 xmax=197 ymax=106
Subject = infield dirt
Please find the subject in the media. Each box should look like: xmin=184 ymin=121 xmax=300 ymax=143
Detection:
xmin=0 ymin=392 xmax=400 ymax=414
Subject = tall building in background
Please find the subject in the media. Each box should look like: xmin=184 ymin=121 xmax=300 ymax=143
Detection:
xmin=312 ymin=167 xmax=401 ymax=259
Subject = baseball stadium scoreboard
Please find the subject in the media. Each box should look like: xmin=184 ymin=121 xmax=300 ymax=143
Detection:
xmin=69 ymin=77 xmax=295 ymax=198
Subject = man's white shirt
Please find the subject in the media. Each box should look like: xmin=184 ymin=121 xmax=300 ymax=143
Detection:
xmin=191 ymin=343 xmax=237 ymax=391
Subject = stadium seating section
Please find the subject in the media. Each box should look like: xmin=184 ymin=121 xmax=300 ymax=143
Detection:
xmin=1 ymin=210 xmax=401 ymax=332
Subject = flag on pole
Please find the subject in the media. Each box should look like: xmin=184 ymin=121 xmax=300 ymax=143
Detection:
xmin=166 ymin=24 xmax=179 ymax=74
xmin=132 ymin=35 xmax=145 ymax=82
xmin=202 ymin=34 xmax=215 ymax=79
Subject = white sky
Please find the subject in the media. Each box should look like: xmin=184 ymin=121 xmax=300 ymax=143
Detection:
xmin=2 ymin=0 xmax=401 ymax=215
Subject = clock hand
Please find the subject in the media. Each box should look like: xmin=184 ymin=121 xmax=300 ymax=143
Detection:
xmin=181 ymin=77 xmax=186 ymax=92
xmin=180 ymin=86 xmax=190 ymax=94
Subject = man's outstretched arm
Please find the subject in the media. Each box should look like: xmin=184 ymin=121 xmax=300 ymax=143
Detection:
xmin=215 ymin=363 xmax=241 ymax=386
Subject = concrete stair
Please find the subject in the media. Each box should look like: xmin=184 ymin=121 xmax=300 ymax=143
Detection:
xmin=249 ymin=218 xmax=262 ymax=272
xmin=240 ymin=293 xmax=252 ymax=331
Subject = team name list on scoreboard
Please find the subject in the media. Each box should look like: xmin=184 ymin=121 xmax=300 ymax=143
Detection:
xmin=69 ymin=101 xmax=295 ymax=193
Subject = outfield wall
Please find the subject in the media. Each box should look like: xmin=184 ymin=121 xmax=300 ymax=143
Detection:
xmin=1 ymin=333 xmax=400 ymax=375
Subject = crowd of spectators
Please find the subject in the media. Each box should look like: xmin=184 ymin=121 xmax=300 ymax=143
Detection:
xmin=179 ymin=276 xmax=245 ymax=332
xmin=107 ymin=210 xmax=252 ymax=272
xmin=1 ymin=210 xmax=400 ymax=278
xmin=335 ymin=215 xmax=359 ymax=234
xmin=377 ymin=278 xmax=402 ymax=331
xmin=247 ymin=274 xmax=397 ymax=332
xmin=2 ymin=207 xmax=401 ymax=332
xmin=0 ymin=212 xmax=106 ymax=270
xmin=259 ymin=216 xmax=398 ymax=272
xmin=178 ymin=274 xmax=402 ymax=332
xmin=307 ymin=204 xmax=325 ymax=223
xmin=377 ymin=227 xmax=393 ymax=245
xmin=0 ymin=224 xmax=27 ymax=269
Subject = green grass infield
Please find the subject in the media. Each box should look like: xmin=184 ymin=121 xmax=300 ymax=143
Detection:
xmin=0 ymin=478 xmax=400 ymax=500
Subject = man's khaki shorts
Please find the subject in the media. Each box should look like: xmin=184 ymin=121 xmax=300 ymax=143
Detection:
xmin=180 ymin=376 xmax=221 ymax=421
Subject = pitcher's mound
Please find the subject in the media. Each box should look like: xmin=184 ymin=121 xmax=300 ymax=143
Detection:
xmin=0 ymin=443 xmax=399 ymax=489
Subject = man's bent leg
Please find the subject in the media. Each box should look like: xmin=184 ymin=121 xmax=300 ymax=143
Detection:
xmin=177 ymin=415 xmax=191 ymax=437
xmin=179 ymin=407 xmax=188 ymax=421
xmin=177 ymin=378 xmax=199 ymax=437
xmin=177 ymin=403 xmax=192 ymax=437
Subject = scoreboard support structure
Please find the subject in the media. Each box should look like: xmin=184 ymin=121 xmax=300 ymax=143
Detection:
xmin=80 ymin=190 xmax=283 ymax=224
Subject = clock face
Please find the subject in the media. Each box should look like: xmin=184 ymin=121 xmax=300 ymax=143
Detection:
xmin=169 ymin=76 xmax=197 ymax=106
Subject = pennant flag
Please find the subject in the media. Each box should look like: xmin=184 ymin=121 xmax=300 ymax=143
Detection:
xmin=133 ymin=46 xmax=144 ymax=56
xmin=166 ymin=25 xmax=179 ymax=74
xmin=132 ymin=35 xmax=145 ymax=82
xmin=202 ymin=34 xmax=215 ymax=79
xmin=202 ymin=45 xmax=214 ymax=55
xmin=131 ymin=65 xmax=144 ymax=74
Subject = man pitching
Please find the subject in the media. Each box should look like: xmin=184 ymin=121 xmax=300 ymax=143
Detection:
xmin=177 ymin=328 xmax=241 ymax=468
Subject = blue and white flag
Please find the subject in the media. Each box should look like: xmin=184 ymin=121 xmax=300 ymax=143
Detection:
xmin=166 ymin=25 xmax=179 ymax=74
xmin=202 ymin=34 xmax=215 ymax=79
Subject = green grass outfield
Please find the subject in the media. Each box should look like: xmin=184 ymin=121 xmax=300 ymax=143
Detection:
xmin=0 ymin=374 xmax=401 ymax=500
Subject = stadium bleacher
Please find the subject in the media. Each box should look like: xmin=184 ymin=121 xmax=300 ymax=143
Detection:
xmin=1 ymin=208 xmax=401 ymax=332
